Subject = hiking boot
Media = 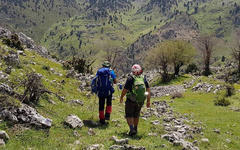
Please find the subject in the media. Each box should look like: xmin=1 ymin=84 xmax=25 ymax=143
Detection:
xmin=128 ymin=129 xmax=137 ymax=136
xmin=99 ymin=119 xmax=106 ymax=125
xmin=105 ymin=113 xmax=110 ymax=121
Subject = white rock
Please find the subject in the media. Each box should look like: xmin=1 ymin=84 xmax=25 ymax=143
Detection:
xmin=201 ymin=138 xmax=209 ymax=143
xmin=0 ymin=139 xmax=5 ymax=146
xmin=87 ymin=144 xmax=104 ymax=150
xmin=65 ymin=115 xmax=84 ymax=129
xmin=0 ymin=131 xmax=9 ymax=142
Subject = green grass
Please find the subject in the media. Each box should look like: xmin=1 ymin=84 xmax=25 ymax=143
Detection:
xmin=168 ymin=90 xmax=240 ymax=150
xmin=151 ymin=74 xmax=192 ymax=87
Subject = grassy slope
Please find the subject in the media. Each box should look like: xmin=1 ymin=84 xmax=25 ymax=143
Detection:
xmin=41 ymin=0 xmax=240 ymax=60
xmin=40 ymin=0 xmax=167 ymax=60
xmin=1 ymin=40 xmax=240 ymax=149
xmin=0 ymin=0 xmax=83 ymax=42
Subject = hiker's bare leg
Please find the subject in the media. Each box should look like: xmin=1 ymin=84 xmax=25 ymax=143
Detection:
xmin=133 ymin=117 xmax=139 ymax=127
xmin=126 ymin=117 xmax=134 ymax=126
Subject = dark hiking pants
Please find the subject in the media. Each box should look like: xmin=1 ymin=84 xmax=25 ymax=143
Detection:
xmin=99 ymin=95 xmax=112 ymax=120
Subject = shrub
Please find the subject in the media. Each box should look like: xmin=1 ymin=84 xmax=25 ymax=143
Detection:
xmin=0 ymin=95 xmax=21 ymax=108
xmin=42 ymin=65 xmax=50 ymax=71
xmin=63 ymin=57 xmax=94 ymax=74
xmin=21 ymin=72 xmax=50 ymax=104
xmin=185 ymin=63 xmax=198 ymax=74
xmin=51 ymin=54 xmax=59 ymax=61
xmin=2 ymin=34 xmax=24 ymax=50
xmin=214 ymin=96 xmax=230 ymax=106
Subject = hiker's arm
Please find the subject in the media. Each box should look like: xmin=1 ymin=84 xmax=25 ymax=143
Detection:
xmin=120 ymin=88 xmax=128 ymax=103
xmin=146 ymin=88 xmax=151 ymax=108
xmin=113 ymin=78 xmax=117 ymax=84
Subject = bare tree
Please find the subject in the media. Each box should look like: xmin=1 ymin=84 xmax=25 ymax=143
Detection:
xmin=198 ymin=35 xmax=215 ymax=76
xmin=232 ymin=30 xmax=240 ymax=73
xmin=105 ymin=47 xmax=124 ymax=71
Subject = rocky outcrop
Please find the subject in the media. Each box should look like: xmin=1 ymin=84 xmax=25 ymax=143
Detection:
xmin=0 ymin=104 xmax=52 ymax=128
xmin=151 ymin=85 xmax=185 ymax=98
xmin=192 ymin=83 xmax=224 ymax=93
xmin=3 ymin=53 xmax=20 ymax=67
xmin=0 ymin=26 xmax=49 ymax=57
xmin=0 ymin=27 xmax=11 ymax=38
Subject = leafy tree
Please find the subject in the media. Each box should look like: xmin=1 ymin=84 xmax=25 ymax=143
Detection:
xmin=168 ymin=40 xmax=196 ymax=75
xmin=145 ymin=42 xmax=172 ymax=82
xmin=145 ymin=40 xmax=196 ymax=82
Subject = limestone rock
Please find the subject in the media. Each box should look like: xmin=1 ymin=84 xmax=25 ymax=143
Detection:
xmin=0 ymin=139 xmax=5 ymax=146
xmin=213 ymin=128 xmax=220 ymax=134
xmin=0 ymin=104 xmax=52 ymax=128
xmin=4 ymin=54 xmax=20 ymax=67
xmin=151 ymin=120 xmax=160 ymax=125
xmin=151 ymin=85 xmax=185 ymax=98
xmin=0 ymin=83 xmax=13 ymax=95
xmin=87 ymin=144 xmax=104 ymax=150
xmin=111 ymin=136 xmax=128 ymax=145
xmin=201 ymin=138 xmax=209 ymax=143
xmin=88 ymin=128 xmax=96 ymax=136
xmin=0 ymin=27 xmax=11 ymax=38
xmin=109 ymin=145 xmax=145 ymax=150
xmin=69 ymin=100 xmax=84 ymax=106
xmin=65 ymin=115 xmax=84 ymax=129
xmin=0 ymin=131 xmax=9 ymax=141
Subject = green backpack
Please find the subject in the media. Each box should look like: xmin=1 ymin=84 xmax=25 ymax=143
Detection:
xmin=127 ymin=75 xmax=146 ymax=105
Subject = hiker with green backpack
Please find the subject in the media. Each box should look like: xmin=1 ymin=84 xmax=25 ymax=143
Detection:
xmin=120 ymin=64 xmax=151 ymax=136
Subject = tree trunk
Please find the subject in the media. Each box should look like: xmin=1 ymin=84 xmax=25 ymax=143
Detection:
xmin=238 ymin=60 xmax=240 ymax=73
xmin=174 ymin=63 xmax=183 ymax=76
xmin=203 ymin=57 xmax=211 ymax=76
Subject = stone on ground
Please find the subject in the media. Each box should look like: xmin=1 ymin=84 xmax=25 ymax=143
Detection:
xmin=65 ymin=115 xmax=84 ymax=129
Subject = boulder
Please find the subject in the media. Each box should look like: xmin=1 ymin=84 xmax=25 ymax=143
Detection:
xmin=0 ymin=104 xmax=52 ymax=128
xmin=65 ymin=115 xmax=84 ymax=129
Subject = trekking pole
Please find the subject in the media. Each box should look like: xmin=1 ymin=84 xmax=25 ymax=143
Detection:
xmin=92 ymin=93 xmax=97 ymax=119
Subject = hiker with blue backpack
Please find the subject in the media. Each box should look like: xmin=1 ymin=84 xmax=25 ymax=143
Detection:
xmin=120 ymin=64 xmax=151 ymax=136
xmin=91 ymin=61 xmax=117 ymax=125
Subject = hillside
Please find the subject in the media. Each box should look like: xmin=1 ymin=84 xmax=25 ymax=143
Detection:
xmin=0 ymin=0 xmax=83 ymax=41
xmin=1 ymin=27 xmax=240 ymax=149
xmin=1 ymin=0 xmax=240 ymax=62
xmin=38 ymin=0 xmax=240 ymax=63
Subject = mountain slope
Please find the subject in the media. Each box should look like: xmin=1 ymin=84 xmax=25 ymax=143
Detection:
xmin=0 ymin=0 xmax=83 ymax=41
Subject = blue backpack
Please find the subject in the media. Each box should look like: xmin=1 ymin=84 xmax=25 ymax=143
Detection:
xmin=91 ymin=68 xmax=114 ymax=97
